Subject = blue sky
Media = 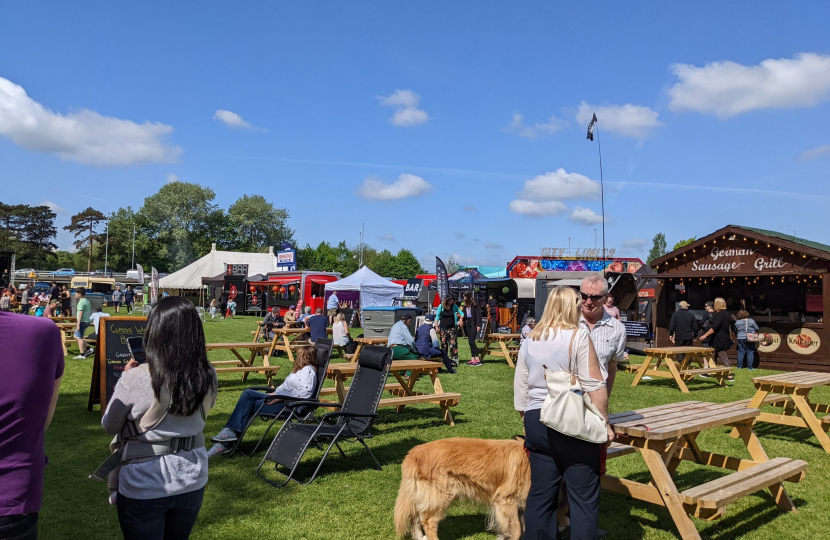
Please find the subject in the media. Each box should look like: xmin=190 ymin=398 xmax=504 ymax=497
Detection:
xmin=1 ymin=2 xmax=829 ymax=270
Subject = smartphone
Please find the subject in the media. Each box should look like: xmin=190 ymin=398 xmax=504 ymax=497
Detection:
xmin=127 ymin=336 xmax=146 ymax=364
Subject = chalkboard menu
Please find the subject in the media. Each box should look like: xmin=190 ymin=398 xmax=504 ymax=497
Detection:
xmin=88 ymin=316 xmax=147 ymax=413
xmin=623 ymin=320 xmax=650 ymax=339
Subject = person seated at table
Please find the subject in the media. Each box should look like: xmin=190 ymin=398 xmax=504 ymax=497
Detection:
xmin=305 ymin=308 xmax=328 ymax=343
xmin=414 ymin=313 xmax=455 ymax=373
xmin=259 ymin=308 xmax=283 ymax=340
xmin=207 ymin=346 xmax=317 ymax=457
xmin=520 ymin=317 xmax=536 ymax=344
xmin=43 ymin=300 xmax=59 ymax=318
xmin=89 ymin=306 xmax=111 ymax=341
xmin=331 ymin=312 xmax=351 ymax=348
xmin=387 ymin=314 xmax=419 ymax=360
xmin=297 ymin=306 xmax=312 ymax=323
xmin=283 ymin=305 xmax=297 ymax=325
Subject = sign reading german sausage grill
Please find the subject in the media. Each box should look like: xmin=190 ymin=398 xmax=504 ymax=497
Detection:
xmin=688 ymin=247 xmax=788 ymax=273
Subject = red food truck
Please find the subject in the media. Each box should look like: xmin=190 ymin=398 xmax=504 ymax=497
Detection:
xmin=244 ymin=271 xmax=341 ymax=316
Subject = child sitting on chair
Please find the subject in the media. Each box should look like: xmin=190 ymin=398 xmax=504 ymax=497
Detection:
xmin=207 ymin=346 xmax=318 ymax=458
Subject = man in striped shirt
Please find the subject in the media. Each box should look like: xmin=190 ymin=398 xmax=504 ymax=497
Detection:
xmin=579 ymin=273 xmax=627 ymax=396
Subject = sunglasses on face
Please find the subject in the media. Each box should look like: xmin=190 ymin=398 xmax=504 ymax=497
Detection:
xmin=579 ymin=292 xmax=605 ymax=302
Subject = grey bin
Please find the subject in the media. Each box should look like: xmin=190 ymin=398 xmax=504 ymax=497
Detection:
xmin=361 ymin=307 xmax=417 ymax=338
xmin=72 ymin=293 xmax=107 ymax=314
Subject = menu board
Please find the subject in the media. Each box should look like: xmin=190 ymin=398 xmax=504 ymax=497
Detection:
xmin=88 ymin=316 xmax=147 ymax=413
xmin=623 ymin=321 xmax=650 ymax=339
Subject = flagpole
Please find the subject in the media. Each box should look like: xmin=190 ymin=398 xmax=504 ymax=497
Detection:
xmin=596 ymin=124 xmax=606 ymax=269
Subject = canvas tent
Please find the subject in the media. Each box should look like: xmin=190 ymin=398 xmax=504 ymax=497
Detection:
xmin=324 ymin=266 xmax=403 ymax=308
xmin=159 ymin=243 xmax=279 ymax=290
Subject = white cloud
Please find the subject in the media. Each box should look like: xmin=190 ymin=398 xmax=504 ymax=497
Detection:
xmin=213 ymin=109 xmax=266 ymax=132
xmin=378 ymin=234 xmax=396 ymax=241
xmin=576 ymin=102 xmax=662 ymax=138
xmin=620 ymin=238 xmax=649 ymax=254
xmin=668 ymin=53 xmax=830 ymax=118
xmin=505 ymin=112 xmax=566 ymax=138
xmin=518 ymin=168 xmax=601 ymax=201
xmin=378 ymin=89 xmax=429 ymax=126
xmin=799 ymin=144 xmax=830 ymax=161
xmin=0 ymin=77 xmax=182 ymax=166
xmin=40 ymin=200 xmax=67 ymax=214
xmin=508 ymin=199 xmax=568 ymax=217
xmin=357 ymin=173 xmax=433 ymax=200
xmin=166 ymin=173 xmax=179 ymax=183
xmin=569 ymin=206 xmax=605 ymax=226
xmin=485 ymin=242 xmax=503 ymax=249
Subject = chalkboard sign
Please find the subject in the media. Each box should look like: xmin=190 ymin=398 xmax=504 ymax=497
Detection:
xmin=89 ymin=316 xmax=147 ymax=413
xmin=623 ymin=321 xmax=650 ymax=339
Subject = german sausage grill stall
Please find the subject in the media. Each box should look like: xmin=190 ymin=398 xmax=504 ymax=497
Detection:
xmin=651 ymin=225 xmax=829 ymax=371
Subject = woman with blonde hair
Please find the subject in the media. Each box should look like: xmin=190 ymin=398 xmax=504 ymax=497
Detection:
xmin=698 ymin=297 xmax=735 ymax=380
xmin=332 ymin=312 xmax=350 ymax=347
xmin=514 ymin=287 xmax=611 ymax=539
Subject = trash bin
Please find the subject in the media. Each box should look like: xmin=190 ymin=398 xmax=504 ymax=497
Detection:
xmin=361 ymin=307 xmax=417 ymax=338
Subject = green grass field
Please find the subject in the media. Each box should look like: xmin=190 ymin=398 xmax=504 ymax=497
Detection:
xmin=41 ymin=311 xmax=830 ymax=540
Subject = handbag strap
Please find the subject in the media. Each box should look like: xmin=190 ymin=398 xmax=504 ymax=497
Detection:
xmin=567 ymin=328 xmax=579 ymax=385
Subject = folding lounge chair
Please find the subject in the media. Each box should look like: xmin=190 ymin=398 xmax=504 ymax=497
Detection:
xmin=227 ymin=338 xmax=334 ymax=458
xmin=255 ymin=345 xmax=392 ymax=487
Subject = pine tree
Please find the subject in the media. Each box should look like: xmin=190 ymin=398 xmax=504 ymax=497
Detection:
xmin=64 ymin=207 xmax=107 ymax=272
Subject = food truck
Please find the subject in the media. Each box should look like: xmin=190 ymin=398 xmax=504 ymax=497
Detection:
xmin=244 ymin=271 xmax=341 ymax=316
xmin=651 ymin=225 xmax=830 ymax=372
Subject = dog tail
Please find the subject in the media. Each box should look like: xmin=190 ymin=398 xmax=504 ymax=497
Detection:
xmin=394 ymin=457 xmax=418 ymax=538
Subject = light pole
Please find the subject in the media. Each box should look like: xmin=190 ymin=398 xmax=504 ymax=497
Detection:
xmin=104 ymin=220 xmax=110 ymax=274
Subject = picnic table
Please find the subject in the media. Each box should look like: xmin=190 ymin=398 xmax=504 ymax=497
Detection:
xmin=480 ymin=333 xmax=521 ymax=368
xmin=630 ymin=347 xmax=732 ymax=393
xmin=55 ymin=322 xmax=77 ymax=355
xmin=604 ymin=401 xmax=807 ymax=540
xmin=264 ymin=326 xmax=314 ymax=363
xmin=731 ymin=371 xmax=830 ymax=453
xmin=205 ymin=342 xmax=279 ymax=385
xmin=346 ymin=336 xmax=389 ymax=362
xmin=318 ymin=359 xmax=461 ymax=425
xmin=48 ymin=316 xmax=76 ymax=323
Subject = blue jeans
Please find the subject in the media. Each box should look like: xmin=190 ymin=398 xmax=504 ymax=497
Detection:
xmin=0 ymin=513 xmax=38 ymax=540
xmin=226 ymin=389 xmax=286 ymax=434
xmin=737 ymin=339 xmax=755 ymax=369
xmin=116 ymin=487 xmax=204 ymax=540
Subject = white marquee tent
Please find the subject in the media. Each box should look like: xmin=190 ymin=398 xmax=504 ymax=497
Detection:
xmin=159 ymin=244 xmax=279 ymax=290
xmin=324 ymin=266 xmax=403 ymax=307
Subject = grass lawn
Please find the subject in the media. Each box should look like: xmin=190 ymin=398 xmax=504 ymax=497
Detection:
xmin=41 ymin=310 xmax=830 ymax=540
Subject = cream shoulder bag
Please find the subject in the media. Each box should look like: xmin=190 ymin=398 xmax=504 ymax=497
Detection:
xmin=539 ymin=329 xmax=608 ymax=444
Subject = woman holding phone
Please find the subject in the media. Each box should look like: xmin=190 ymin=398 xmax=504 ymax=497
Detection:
xmin=101 ymin=297 xmax=217 ymax=540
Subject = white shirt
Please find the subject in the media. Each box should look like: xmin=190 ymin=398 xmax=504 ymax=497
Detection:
xmin=273 ymin=365 xmax=316 ymax=398
xmin=90 ymin=312 xmax=110 ymax=333
xmin=513 ymin=327 xmax=605 ymax=412
xmin=579 ymin=311 xmax=626 ymax=381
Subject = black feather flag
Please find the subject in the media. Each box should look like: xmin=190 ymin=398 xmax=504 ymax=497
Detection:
xmin=586 ymin=113 xmax=597 ymax=141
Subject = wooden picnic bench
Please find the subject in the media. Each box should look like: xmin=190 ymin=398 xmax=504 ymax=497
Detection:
xmin=480 ymin=333 xmax=521 ymax=368
xmin=603 ymin=401 xmax=806 ymax=539
xmin=730 ymin=371 xmax=830 ymax=453
xmin=48 ymin=315 xmax=77 ymax=323
xmin=205 ymin=342 xmax=279 ymax=385
xmin=345 ymin=336 xmax=389 ymax=363
xmin=318 ymin=359 xmax=460 ymax=425
xmin=55 ymin=322 xmax=77 ymax=355
xmin=631 ymin=347 xmax=732 ymax=393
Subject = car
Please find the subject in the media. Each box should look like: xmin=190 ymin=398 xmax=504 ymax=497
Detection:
xmin=90 ymin=269 xmax=114 ymax=277
xmin=51 ymin=268 xmax=76 ymax=276
xmin=31 ymin=282 xmax=52 ymax=295
xmin=14 ymin=268 xmax=38 ymax=277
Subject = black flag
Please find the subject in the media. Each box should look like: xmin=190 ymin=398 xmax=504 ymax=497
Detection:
xmin=435 ymin=257 xmax=450 ymax=301
xmin=586 ymin=113 xmax=597 ymax=141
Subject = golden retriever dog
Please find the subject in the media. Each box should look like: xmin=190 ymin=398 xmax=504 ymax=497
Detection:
xmin=394 ymin=437 xmax=530 ymax=540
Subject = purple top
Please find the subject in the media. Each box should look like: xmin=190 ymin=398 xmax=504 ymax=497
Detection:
xmin=0 ymin=312 xmax=64 ymax=516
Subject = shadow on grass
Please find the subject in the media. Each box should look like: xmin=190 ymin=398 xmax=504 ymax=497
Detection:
xmin=753 ymin=422 xmax=825 ymax=449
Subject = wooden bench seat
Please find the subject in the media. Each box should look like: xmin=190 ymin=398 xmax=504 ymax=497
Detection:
xmin=679 ymin=367 xmax=732 ymax=376
xmin=621 ymin=364 xmax=642 ymax=373
xmin=379 ymin=392 xmax=461 ymax=408
xmin=606 ymin=442 xmax=637 ymax=459
xmin=318 ymin=382 xmax=405 ymax=397
xmin=680 ymin=457 xmax=807 ymax=512
xmin=821 ymin=415 xmax=829 ymax=425
xmin=730 ymin=393 xmax=791 ymax=408
xmin=214 ymin=366 xmax=280 ymax=385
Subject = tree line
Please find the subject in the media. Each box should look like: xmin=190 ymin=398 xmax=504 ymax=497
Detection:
xmin=1 ymin=181 xmax=425 ymax=279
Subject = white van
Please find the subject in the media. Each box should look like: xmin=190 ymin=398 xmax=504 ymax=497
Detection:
xmin=125 ymin=270 xmax=143 ymax=282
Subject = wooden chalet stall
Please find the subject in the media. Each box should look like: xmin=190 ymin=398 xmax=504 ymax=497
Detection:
xmin=652 ymin=225 xmax=830 ymax=371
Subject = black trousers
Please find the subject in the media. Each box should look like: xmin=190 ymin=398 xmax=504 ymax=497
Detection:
xmin=523 ymin=409 xmax=601 ymax=540
xmin=676 ymin=339 xmax=693 ymax=363
xmin=117 ymin=487 xmax=205 ymax=540
xmin=464 ymin=320 xmax=479 ymax=357
xmin=0 ymin=513 xmax=37 ymax=540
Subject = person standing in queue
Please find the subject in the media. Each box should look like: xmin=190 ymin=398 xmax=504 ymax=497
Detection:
xmin=435 ymin=297 xmax=462 ymax=366
xmin=461 ymin=292 xmax=482 ymax=366
xmin=487 ymin=294 xmax=499 ymax=332
xmin=101 ymin=297 xmax=217 ymax=540
xmin=514 ymin=286 xmax=611 ymax=540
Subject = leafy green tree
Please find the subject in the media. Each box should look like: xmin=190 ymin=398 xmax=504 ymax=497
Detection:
xmin=369 ymin=249 xmax=396 ymax=277
xmin=672 ymin=237 xmax=696 ymax=251
xmin=390 ymin=248 xmax=425 ymax=278
xmin=647 ymin=233 xmax=667 ymax=265
xmin=64 ymin=207 xmax=107 ymax=272
xmin=228 ymin=195 xmax=295 ymax=251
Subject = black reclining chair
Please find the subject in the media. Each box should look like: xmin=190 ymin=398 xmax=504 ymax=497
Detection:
xmin=255 ymin=345 xmax=392 ymax=487
xmin=227 ymin=338 xmax=334 ymax=457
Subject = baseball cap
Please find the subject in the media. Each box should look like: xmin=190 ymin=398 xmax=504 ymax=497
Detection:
xmin=679 ymin=301 xmax=690 ymax=309
xmin=289 ymin=305 xmax=295 ymax=309
xmin=425 ymin=313 xmax=435 ymax=322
